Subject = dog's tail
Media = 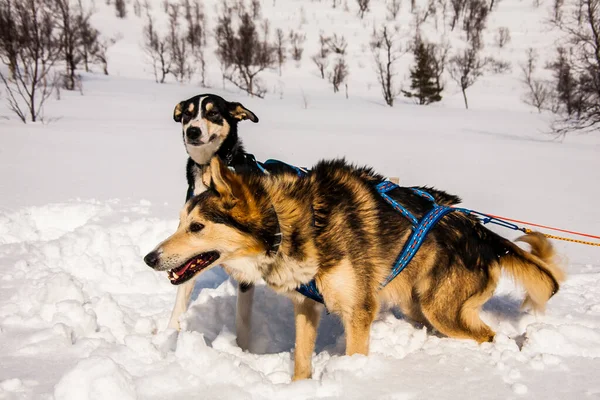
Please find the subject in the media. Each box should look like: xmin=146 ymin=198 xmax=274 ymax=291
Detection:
xmin=501 ymin=231 xmax=565 ymax=312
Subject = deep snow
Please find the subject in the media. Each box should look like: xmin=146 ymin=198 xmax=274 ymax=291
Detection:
xmin=1 ymin=0 xmax=600 ymax=397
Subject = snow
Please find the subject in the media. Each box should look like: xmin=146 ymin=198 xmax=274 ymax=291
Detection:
xmin=1 ymin=0 xmax=600 ymax=397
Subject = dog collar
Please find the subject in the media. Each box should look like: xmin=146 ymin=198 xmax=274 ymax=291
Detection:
xmin=267 ymin=205 xmax=283 ymax=256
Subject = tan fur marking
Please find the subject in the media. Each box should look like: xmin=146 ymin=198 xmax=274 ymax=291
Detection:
xmin=231 ymin=105 xmax=248 ymax=120
xmin=293 ymin=299 xmax=322 ymax=381
xmin=458 ymin=265 xmax=500 ymax=342
xmin=318 ymin=259 xmax=359 ymax=315
xmin=174 ymin=102 xmax=183 ymax=119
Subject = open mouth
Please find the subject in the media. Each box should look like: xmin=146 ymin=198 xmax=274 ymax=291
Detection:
xmin=168 ymin=251 xmax=220 ymax=285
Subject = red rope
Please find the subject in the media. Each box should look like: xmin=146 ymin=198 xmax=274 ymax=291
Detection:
xmin=485 ymin=213 xmax=600 ymax=241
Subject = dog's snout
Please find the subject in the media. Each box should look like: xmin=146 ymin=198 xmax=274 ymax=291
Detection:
xmin=144 ymin=251 xmax=160 ymax=268
xmin=186 ymin=127 xmax=201 ymax=141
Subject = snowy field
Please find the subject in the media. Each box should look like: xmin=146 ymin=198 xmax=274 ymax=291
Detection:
xmin=1 ymin=0 xmax=600 ymax=397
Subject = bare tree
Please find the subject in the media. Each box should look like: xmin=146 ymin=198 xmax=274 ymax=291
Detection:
xmin=167 ymin=2 xmax=193 ymax=82
xmin=520 ymin=48 xmax=550 ymax=113
xmin=51 ymin=0 xmax=101 ymax=88
xmin=289 ymin=30 xmax=305 ymax=61
xmin=0 ymin=0 xmax=19 ymax=77
xmin=275 ymin=28 xmax=286 ymax=75
xmin=488 ymin=58 xmax=511 ymax=73
xmin=412 ymin=0 xmax=438 ymax=28
xmin=328 ymin=33 xmax=348 ymax=55
xmin=449 ymin=44 xmax=487 ymax=109
xmin=548 ymin=47 xmax=579 ymax=115
xmin=430 ymin=41 xmax=450 ymax=95
xmin=463 ymin=0 xmax=489 ymax=49
xmin=386 ymin=0 xmax=401 ymax=19
xmin=549 ymin=0 xmax=600 ymax=134
xmin=142 ymin=13 xmax=172 ymax=83
xmin=329 ymin=55 xmax=349 ymax=93
xmin=53 ymin=0 xmax=82 ymax=90
xmin=250 ymin=0 xmax=260 ymax=18
xmin=215 ymin=5 xmax=275 ymax=97
xmin=312 ymin=34 xmax=330 ymax=79
xmin=450 ymin=0 xmax=466 ymax=30
xmin=96 ymin=36 xmax=117 ymax=75
xmin=552 ymin=0 xmax=564 ymax=22
xmin=182 ymin=0 xmax=206 ymax=86
xmin=357 ymin=0 xmax=369 ymax=18
xmin=115 ymin=0 xmax=126 ymax=18
xmin=78 ymin=7 xmax=99 ymax=72
xmin=495 ymin=27 xmax=511 ymax=48
xmin=371 ymin=26 xmax=402 ymax=106
xmin=0 ymin=0 xmax=62 ymax=122
xmin=133 ymin=0 xmax=141 ymax=16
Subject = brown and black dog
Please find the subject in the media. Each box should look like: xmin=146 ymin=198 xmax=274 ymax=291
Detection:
xmin=145 ymin=157 xmax=565 ymax=380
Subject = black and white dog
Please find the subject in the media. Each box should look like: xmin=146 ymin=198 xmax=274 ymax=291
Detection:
xmin=169 ymin=94 xmax=261 ymax=350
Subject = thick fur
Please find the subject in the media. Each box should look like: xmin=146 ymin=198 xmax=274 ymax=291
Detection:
xmin=169 ymin=94 xmax=260 ymax=351
xmin=147 ymin=157 xmax=565 ymax=380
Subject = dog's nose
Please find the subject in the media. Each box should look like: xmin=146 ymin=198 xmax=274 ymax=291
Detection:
xmin=144 ymin=251 xmax=160 ymax=268
xmin=186 ymin=127 xmax=201 ymax=141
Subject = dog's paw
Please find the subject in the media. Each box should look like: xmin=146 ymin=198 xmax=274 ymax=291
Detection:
xmin=291 ymin=374 xmax=312 ymax=382
xmin=291 ymin=370 xmax=312 ymax=381
xmin=166 ymin=319 xmax=182 ymax=331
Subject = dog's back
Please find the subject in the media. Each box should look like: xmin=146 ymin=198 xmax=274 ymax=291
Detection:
xmin=302 ymin=159 xmax=564 ymax=343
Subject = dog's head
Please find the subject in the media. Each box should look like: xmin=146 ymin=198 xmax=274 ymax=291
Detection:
xmin=144 ymin=157 xmax=276 ymax=285
xmin=173 ymin=94 xmax=259 ymax=165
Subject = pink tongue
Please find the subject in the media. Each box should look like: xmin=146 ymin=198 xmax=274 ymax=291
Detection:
xmin=174 ymin=259 xmax=195 ymax=274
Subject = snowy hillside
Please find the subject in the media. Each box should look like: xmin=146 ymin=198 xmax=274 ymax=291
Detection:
xmin=1 ymin=0 xmax=600 ymax=398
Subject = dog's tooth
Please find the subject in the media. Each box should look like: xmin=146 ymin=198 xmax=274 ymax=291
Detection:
xmin=172 ymin=272 xmax=180 ymax=278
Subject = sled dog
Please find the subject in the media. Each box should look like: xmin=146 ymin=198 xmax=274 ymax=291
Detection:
xmin=169 ymin=93 xmax=260 ymax=351
xmin=147 ymin=157 xmax=564 ymax=380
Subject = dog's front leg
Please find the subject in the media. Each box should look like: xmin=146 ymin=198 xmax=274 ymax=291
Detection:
xmin=292 ymin=299 xmax=322 ymax=381
xmin=342 ymin=304 xmax=378 ymax=356
xmin=167 ymin=277 xmax=196 ymax=330
xmin=235 ymin=282 xmax=255 ymax=351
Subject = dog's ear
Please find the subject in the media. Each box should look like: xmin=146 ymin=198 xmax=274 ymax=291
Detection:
xmin=228 ymin=102 xmax=259 ymax=123
xmin=173 ymin=101 xmax=185 ymax=122
xmin=209 ymin=157 xmax=244 ymax=203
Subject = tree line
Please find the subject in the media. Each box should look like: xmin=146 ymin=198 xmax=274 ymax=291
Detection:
xmin=1 ymin=0 xmax=598 ymax=134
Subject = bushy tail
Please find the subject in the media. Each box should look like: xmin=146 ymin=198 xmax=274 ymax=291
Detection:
xmin=501 ymin=232 xmax=565 ymax=312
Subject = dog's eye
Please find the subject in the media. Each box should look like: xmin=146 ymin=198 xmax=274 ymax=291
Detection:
xmin=189 ymin=222 xmax=204 ymax=233
xmin=206 ymin=110 xmax=218 ymax=118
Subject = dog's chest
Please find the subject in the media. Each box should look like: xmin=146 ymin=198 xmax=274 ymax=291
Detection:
xmin=190 ymin=162 xmax=242 ymax=196
xmin=190 ymin=164 xmax=209 ymax=196
xmin=262 ymin=256 xmax=319 ymax=294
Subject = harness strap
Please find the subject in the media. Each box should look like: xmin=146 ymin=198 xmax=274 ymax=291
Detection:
xmin=376 ymin=182 xmax=459 ymax=287
xmin=376 ymin=181 xmax=418 ymax=225
xmin=295 ymin=279 xmax=324 ymax=304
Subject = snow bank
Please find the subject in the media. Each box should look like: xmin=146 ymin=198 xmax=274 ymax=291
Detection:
xmin=54 ymin=357 xmax=137 ymax=400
